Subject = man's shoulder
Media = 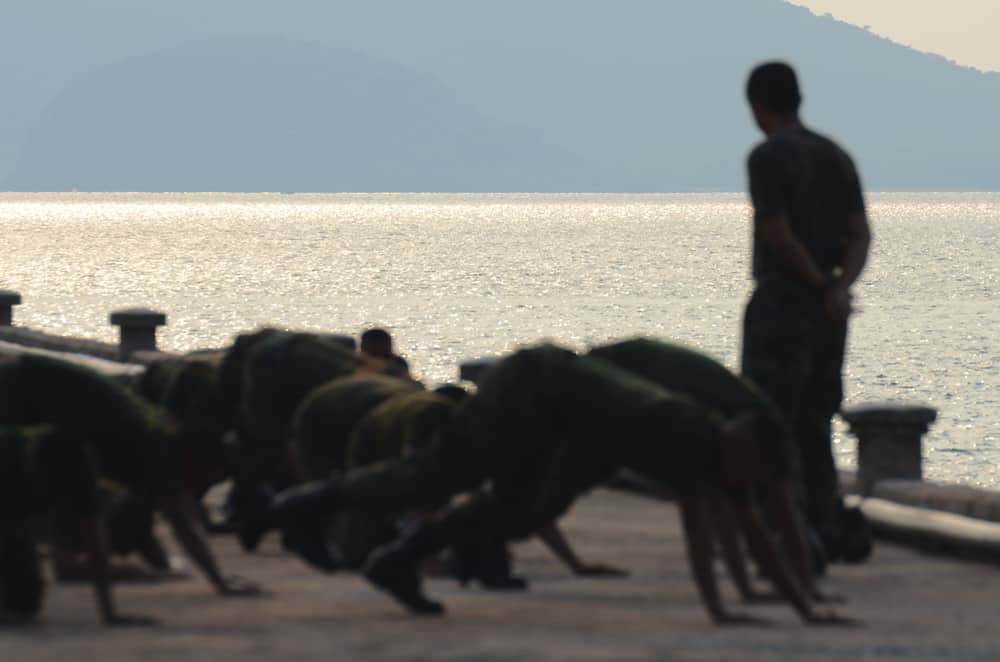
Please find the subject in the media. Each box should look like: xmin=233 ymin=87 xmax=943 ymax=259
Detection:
xmin=746 ymin=139 xmax=774 ymax=165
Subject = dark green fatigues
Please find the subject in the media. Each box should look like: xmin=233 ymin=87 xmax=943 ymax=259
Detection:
xmin=293 ymin=374 xmax=421 ymax=480
xmin=0 ymin=425 xmax=99 ymax=618
xmin=588 ymin=338 xmax=795 ymax=481
xmin=229 ymin=330 xmax=392 ymax=491
xmin=331 ymin=391 xmax=458 ymax=568
xmin=136 ymin=350 xmax=231 ymax=496
xmin=744 ymin=125 xmax=866 ymax=535
xmin=322 ymin=345 xmax=721 ymax=555
xmin=0 ymin=354 xmax=177 ymax=503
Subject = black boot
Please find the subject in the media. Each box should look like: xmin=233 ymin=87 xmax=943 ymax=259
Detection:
xmin=363 ymin=541 xmax=444 ymax=615
xmin=476 ymin=540 xmax=528 ymax=590
xmin=447 ymin=537 xmax=527 ymax=591
xmin=238 ymin=480 xmax=338 ymax=554
xmin=280 ymin=519 xmax=343 ymax=573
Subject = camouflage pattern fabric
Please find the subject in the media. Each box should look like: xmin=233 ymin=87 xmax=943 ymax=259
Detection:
xmin=589 ymin=337 xmax=795 ymax=481
xmin=235 ymin=331 xmax=396 ymax=489
xmin=1 ymin=354 xmax=177 ymax=501
xmin=336 ymin=344 xmax=721 ymax=541
xmin=741 ymin=281 xmax=847 ymax=535
xmin=293 ymin=374 xmax=420 ymax=480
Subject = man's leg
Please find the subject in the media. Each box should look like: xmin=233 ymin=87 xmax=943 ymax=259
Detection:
xmin=0 ymin=522 xmax=44 ymax=621
xmin=241 ymin=432 xmax=484 ymax=559
xmin=796 ymin=321 xmax=848 ymax=556
xmin=741 ymin=287 xmax=822 ymax=546
xmin=364 ymin=491 xmax=510 ymax=614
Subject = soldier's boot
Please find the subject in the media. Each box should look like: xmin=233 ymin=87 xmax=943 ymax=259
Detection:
xmin=238 ymin=480 xmax=338 ymax=556
xmin=476 ymin=540 xmax=528 ymax=590
xmin=279 ymin=521 xmax=343 ymax=574
xmin=448 ymin=537 xmax=527 ymax=591
xmin=363 ymin=523 xmax=447 ymax=615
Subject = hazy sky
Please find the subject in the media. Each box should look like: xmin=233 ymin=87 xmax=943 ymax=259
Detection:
xmin=788 ymin=0 xmax=1000 ymax=72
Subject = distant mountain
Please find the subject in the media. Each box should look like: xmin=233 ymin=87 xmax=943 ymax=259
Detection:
xmin=3 ymin=0 xmax=998 ymax=191
xmin=4 ymin=39 xmax=576 ymax=192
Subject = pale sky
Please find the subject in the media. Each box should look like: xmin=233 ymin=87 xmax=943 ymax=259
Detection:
xmin=787 ymin=0 xmax=1000 ymax=72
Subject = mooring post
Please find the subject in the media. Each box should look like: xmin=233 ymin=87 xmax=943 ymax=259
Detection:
xmin=841 ymin=403 xmax=938 ymax=496
xmin=110 ymin=308 xmax=167 ymax=359
xmin=0 ymin=290 xmax=21 ymax=326
xmin=459 ymin=357 xmax=500 ymax=385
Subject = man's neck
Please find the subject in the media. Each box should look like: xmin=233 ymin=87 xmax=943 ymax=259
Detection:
xmin=765 ymin=114 xmax=803 ymax=136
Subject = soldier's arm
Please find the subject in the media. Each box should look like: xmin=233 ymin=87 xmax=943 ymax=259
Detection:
xmin=157 ymin=490 xmax=262 ymax=596
xmin=679 ymin=495 xmax=768 ymax=625
xmin=82 ymin=516 xmax=157 ymax=626
xmin=536 ymin=521 xmax=628 ymax=577
xmin=728 ymin=499 xmax=855 ymax=625
xmin=709 ymin=494 xmax=780 ymax=603
xmin=765 ymin=481 xmax=816 ymax=593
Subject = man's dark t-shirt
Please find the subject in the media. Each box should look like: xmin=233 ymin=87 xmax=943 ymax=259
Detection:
xmin=747 ymin=126 xmax=865 ymax=283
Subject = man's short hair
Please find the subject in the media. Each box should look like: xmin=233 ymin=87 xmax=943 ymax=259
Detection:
xmin=360 ymin=327 xmax=394 ymax=358
xmin=361 ymin=327 xmax=392 ymax=346
xmin=746 ymin=61 xmax=801 ymax=114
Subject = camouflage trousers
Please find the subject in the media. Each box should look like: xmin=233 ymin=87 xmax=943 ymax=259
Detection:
xmin=741 ymin=282 xmax=847 ymax=539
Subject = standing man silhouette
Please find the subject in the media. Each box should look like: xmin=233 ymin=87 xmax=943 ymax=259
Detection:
xmin=741 ymin=62 xmax=872 ymax=560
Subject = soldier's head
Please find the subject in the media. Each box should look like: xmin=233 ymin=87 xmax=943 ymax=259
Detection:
xmin=718 ymin=411 xmax=784 ymax=488
xmin=746 ymin=61 xmax=802 ymax=134
xmin=360 ymin=327 xmax=394 ymax=359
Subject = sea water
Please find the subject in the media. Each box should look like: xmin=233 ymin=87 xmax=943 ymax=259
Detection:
xmin=3 ymin=192 xmax=997 ymax=486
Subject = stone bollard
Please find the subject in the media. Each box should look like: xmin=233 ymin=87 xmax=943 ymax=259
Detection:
xmin=110 ymin=308 xmax=167 ymax=359
xmin=841 ymin=403 xmax=937 ymax=496
xmin=459 ymin=357 xmax=500 ymax=385
xmin=0 ymin=290 xmax=21 ymax=326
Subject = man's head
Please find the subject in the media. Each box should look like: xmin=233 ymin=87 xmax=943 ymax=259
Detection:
xmin=360 ymin=327 xmax=394 ymax=359
xmin=717 ymin=411 xmax=785 ymax=488
xmin=746 ymin=61 xmax=802 ymax=134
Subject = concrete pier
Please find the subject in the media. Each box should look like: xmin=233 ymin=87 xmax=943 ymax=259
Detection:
xmin=9 ymin=488 xmax=1000 ymax=662
xmin=842 ymin=403 xmax=937 ymax=496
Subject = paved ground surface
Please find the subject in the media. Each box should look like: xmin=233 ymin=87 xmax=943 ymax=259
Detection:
xmin=5 ymin=489 xmax=1000 ymax=662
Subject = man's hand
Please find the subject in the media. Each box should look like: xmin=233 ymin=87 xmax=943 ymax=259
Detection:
xmin=572 ymin=562 xmax=629 ymax=578
xmin=741 ymin=588 xmax=783 ymax=605
xmin=811 ymin=588 xmax=847 ymax=604
xmin=802 ymin=609 xmax=862 ymax=626
xmin=105 ymin=612 xmax=160 ymax=627
xmin=713 ymin=610 xmax=772 ymax=627
xmin=215 ymin=575 xmax=264 ymax=597
xmin=824 ymin=284 xmax=852 ymax=322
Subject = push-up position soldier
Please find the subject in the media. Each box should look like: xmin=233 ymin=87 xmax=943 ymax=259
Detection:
xmin=0 ymin=352 xmax=260 ymax=620
xmin=243 ymin=344 xmax=849 ymax=625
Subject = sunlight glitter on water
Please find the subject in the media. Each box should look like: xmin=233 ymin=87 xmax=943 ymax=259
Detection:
xmin=3 ymin=192 xmax=998 ymax=486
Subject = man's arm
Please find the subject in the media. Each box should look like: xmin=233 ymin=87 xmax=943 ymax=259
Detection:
xmin=82 ymin=517 xmax=157 ymax=626
xmin=709 ymin=494 xmax=780 ymax=603
xmin=536 ymin=521 xmax=628 ymax=577
xmin=838 ymin=210 xmax=871 ymax=288
xmin=757 ymin=212 xmax=870 ymax=322
xmin=728 ymin=499 xmax=855 ymax=625
xmin=679 ymin=496 xmax=767 ymax=625
xmin=157 ymin=490 xmax=261 ymax=596
xmin=757 ymin=216 xmax=828 ymax=288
